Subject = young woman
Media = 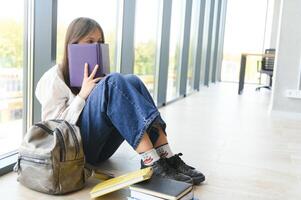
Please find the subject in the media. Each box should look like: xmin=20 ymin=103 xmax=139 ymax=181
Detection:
xmin=36 ymin=17 xmax=205 ymax=185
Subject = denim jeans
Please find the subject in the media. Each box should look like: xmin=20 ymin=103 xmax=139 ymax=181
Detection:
xmin=77 ymin=73 xmax=166 ymax=165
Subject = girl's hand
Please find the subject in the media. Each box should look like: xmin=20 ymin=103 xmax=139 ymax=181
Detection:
xmin=78 ymin=63 xmax=102 ymax=100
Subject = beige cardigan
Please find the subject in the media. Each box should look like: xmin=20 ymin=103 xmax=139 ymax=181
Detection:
xmin=35 ymin=64 xmax=86 ymax=124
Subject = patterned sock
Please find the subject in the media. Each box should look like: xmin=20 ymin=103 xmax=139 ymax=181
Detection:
xmin=140 ymin=149 xmax=160 ymax=166
xmin=155 ymin=143 xmax=174 ymax=158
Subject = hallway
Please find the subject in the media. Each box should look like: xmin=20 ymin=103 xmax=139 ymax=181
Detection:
xmin=1 ymin=83 xmax=301 ymax=199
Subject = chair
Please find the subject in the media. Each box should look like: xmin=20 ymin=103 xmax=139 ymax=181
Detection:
xmin=256 ymin=48 xmax=275 ymax=91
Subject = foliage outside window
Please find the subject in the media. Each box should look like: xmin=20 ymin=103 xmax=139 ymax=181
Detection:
xmin=134 ymin=0 xmax=160 ymax=98
xmin=0 ymin=1 xmax=24 ymax=155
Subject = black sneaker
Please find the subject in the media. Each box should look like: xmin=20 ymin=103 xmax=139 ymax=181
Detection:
xmin=166 ymin=153 xmax=205 ymax=185
xmin=141 ymin=158 xmax=193 ymax=184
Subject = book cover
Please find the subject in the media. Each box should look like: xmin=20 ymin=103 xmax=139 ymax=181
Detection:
xmin=68 ymin=43 xmax=110 ymax=87
xmin=90 ymin=167 xmax=153 ymax=198
xmin=128 ymin=196 xmax=199 ymax=200
xmin=130 ymin=189 xmax=194 ymax=200
xmin=129 ymin=176 xmax=193 ymax=200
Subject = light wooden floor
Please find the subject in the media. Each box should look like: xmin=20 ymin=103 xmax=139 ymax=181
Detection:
xmin=1 ymin=83 xmax=301 ymax=200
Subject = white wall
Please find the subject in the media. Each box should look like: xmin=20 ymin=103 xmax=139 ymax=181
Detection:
xmin=269 ymin=0 xmax=281 ymax=49
xmin=271 ymin=0 xmax=301 ymax=114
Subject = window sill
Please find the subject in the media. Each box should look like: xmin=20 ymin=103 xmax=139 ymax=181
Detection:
xmin=0 ymin=151 xmax=18 ymax=176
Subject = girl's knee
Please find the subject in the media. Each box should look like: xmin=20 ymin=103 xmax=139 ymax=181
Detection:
xmin=124 ymin=74 xmax=141 ymax=85
xmin=106 ymin=73 xmax=143 ymax=89
xmin=106 ymin=72 xmax=125 ymax=83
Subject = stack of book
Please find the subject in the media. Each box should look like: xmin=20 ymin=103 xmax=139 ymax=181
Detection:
xmin=128 ymin=176 xmax=197 ymax=200
xmin=89 ymin=167 xmax=198 ymax=200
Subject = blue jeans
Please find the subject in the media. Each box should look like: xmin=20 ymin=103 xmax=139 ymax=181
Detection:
xmin=77 ymin=73 xmax=166 ymax=165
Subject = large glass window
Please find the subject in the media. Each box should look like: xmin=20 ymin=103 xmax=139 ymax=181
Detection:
xmin=56 ymin=0 xmax=119 ymax=72
xmin=221 ymin=0 xmax=268 ymax=83
xmin=0 ymin=0 xmax=24 ymax=155
xmin=187 ymin=0 xmax=201 ymax=93
xmin=133 ymin=0 xmax=160 ymax=98
xmin=167 ymin=0 xmax=185 ymax=102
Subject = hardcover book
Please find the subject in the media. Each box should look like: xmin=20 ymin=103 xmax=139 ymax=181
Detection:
xmin=68 ymin=43 xmax=110 ymax=87
xmin=130 ymin=189 xmax=194 ymax=200
xmin=129 ymin=176 xmax=193 ymax=200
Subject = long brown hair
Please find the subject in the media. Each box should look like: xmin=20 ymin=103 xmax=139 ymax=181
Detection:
xmin=60 ymin=17 xmax=105 ymax=94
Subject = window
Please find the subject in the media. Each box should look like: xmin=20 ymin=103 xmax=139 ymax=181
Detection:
xmin=187 ymin=0 xmax=201 ymax=93
xmin=221 ymin=0 xmax=268 ymax=83
xmin=133 ymin=0 xmax=160 ymax=98
xmin=166 ymin=0 xmax=185 ymax=102
xmin=56 ymin=0 xmax=119 ymax=72
xmin=0 ymin=0 xmax=24 ymax=155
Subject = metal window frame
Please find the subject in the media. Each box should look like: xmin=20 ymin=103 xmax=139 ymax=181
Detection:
xmin=186 ymin=0 xmax=201 ymax=94
xmin=115 ymin=0 xmax=124 ymax=73
xmin=193 ymin=0 xmax=207 ymax=90
xmin=155 ymin=0 xmax=172 ymax=106
xmin=32 ymin=0 xmax=58 ymax=123
xmin=179 ymin=0 xmax=193 ymax=97
xmin=299 ymin=62 xmax=301 ymax=89
xmin=24 ymin=0 xmax=34 ymax=136
xmin=299 ymin=70 xmax=301 ymax=90
xmin=118 ymin=0 xmax=136 ymax=74
xmin=200 ymin=0 xmax=212 ymax=86
xmin=204 ymin=0 xmax=216 ymax=86
xmin=211 ymin=0 xmax=222 ymax=83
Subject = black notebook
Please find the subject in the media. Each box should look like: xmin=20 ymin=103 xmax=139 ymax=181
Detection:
xmin=129 ymin=176 xmax=193 ymax=200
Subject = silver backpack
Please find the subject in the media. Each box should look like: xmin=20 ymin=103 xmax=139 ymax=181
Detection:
xmin=14 ymin=119 xmax=89 ymax=194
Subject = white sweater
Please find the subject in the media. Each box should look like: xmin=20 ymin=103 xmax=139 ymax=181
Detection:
xmin=35 ymin=64 xmax=86 ymax=124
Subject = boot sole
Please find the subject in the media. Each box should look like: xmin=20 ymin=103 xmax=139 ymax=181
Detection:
xmin=192 ymin=175 xmax=206 ymax=185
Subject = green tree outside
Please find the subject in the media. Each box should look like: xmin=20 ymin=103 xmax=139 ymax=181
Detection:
xmin=0 ymin=20 xmax=23 ymax=68
xmin=134 ymin=40 xmax=156 ymax=75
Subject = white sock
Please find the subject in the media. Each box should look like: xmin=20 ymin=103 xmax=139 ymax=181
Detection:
xmin=140 ymin=149 xmax=160 ymax=166
xmin=156 ymin=143 xmax=174 ymax=158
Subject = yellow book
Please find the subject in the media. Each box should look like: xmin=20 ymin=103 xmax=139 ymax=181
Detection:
xmin=90 ymin=167 xmax=153 ymax=198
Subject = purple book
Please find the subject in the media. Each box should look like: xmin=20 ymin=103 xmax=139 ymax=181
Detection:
xmin=68 ymin=43 xmax=110 ymax=87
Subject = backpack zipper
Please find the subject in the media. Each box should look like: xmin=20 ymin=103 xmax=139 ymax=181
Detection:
xmin=50 ymin=119 xmax=80 ymax=160
xmin=19 ymin=155 xmax=50 ymax=165
xmin=14 ymin=155 xmax=50 ymax=172
xmin=35 ymin=123 xmax=54 ymax=135
xmin=54 ymin=127 xmax=66 ymax=162
xmin=63 ymin=121 xmax=80 ymax=159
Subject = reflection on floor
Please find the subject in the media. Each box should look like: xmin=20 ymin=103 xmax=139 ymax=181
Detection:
xmin=1 ymin=83 xmax=301 ymax=200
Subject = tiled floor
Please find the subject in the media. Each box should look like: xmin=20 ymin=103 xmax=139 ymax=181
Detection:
xmin=1 ymin=83 xmax=301 ymax=199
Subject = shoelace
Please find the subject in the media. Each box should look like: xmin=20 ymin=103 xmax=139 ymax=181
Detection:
xmin=174 ymin=153 xmax=195 ymax=170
